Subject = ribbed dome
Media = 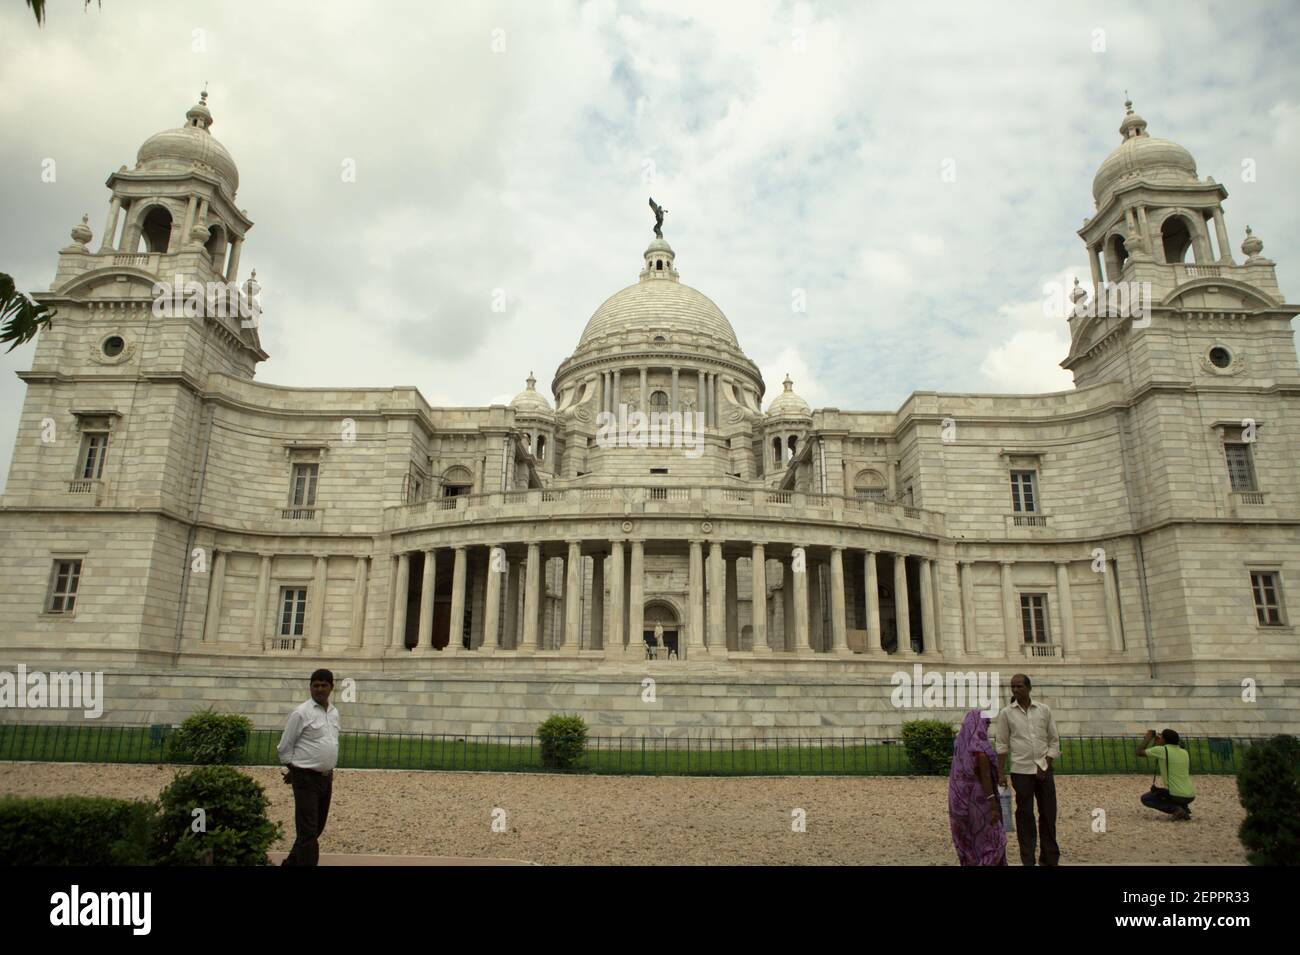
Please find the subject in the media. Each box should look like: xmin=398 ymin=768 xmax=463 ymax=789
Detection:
xmin=136 ymin=92 xmax=240 ymax=196
xmin=579 ymin=280 xmax=738 ymax=347
xmin=1092 ymin=101 xmax=1196 ymax=205
xmin=767 ymin=374 xmax=811 ymax=417
xmin=510 ymin=372 xmax=552 ymax=413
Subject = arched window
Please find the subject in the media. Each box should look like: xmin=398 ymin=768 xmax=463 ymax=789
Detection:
xmin=139 ymin=205 xmax=173 ymax=253
xmin=786 ymin=435 xmax=798 ymax=462
xmin=1161 ymin=215 xmax=1194 ymax=264
xmin=772 ymin=437 xmax=783 ymax=464
xmin=854 ymin=469 xmax=887 ymax=502
xmin=656 ymin=259 xmax=663 ymax=270
xmin=536 ymin=434 xmax=547 ymax=461
xmin=442 ymin=465 xmax=473 ymax=497
xmin=649 ymin=390 xmax=669 ymax=408
xmin=1107 ymin=232 xmax=1129 ymax=280
xmin=204 ymin=224 xmax=228 ymax=270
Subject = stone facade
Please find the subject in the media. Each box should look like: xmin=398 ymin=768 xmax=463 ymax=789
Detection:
xmin=1 ymin=95 xmax=1297 ymax=737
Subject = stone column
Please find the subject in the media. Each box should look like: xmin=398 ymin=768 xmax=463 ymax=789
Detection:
xmin=522 ymin=544 xmax=540 ymax=651
xmin=1000 ymin=560 xmax=1019 ymax=657
xmin=725 ymin=555 xmax=739 ymax=650
xmin=809 ymin=559 xmax=824 ymax=651
xmin=251 ymin=553 xmax=271 ymax=649
xmin=504 ymin=556 xmax=520 ymax=649
xmin=792 ymin=547 xmax=812 ymax=654
xmin=932 ymin=560 xmax=951 ymax=658
xmin=782 ymin=557 xmax=796 ymax=652
xmin=612 ymin=370 xmax=622 ymax=416
xmin=671 ymin=367 xmax=680 ymax=414
xmin=628 ymin=541 xmax=645 ymax=656
xmin=689 ymin=540 xmax=706 ymax=654
xmin=1212 ymin=208 xmax=1232 ymax=264
xmin=918 ymin=557 xmax=934 ymax=656
xmin=417 ymin=549 xmax=436 ymax=651
xmin=893 ymin=552 xmax=912 ymax=656
xmin=1088 ymin=245 xmax=1103 ymax=290
xmin=639 ymin=367 xmax=648 ymax=412
xmin=563 ymin=540 xmax=582 ymax=652
xmin=1103 ymin=558 xmax=1125 ymax=653
xmin=350 ymin=556 xmax=368 ymax=650
xmin=864 ymin=549 xmax=881 ymax=655
xmin=226 ymin=236 xmax=243 ymax=281
xmin=307 ymin=554 xmax=327 ymax=649
xmin=697 ymin=369 xmax=706 ymax=426
xmin=591 ymin=551 xmax=605 ymax=650
xmin=751 ymin=544 xmax=770 ymax=654
xmin=1137 ymin=205 xmax=1153 ymax=255
xmin=390 ymin=552 xmax=409 ymax=649
xmin=1055 ymin=560 xmax=1074 ymax=658
xmin=708 ymin=541 xmax=725 ymax=652
xmin=201 ymin=550 xmax=227 ymax=644
xmin=100 ymin=197 xmax=123 ymax=253
xmin=483 ymin=546 xmax=503 ymax=652
xmin=959 ymin=560 xmax=976 ymax=655
xmin=446 ymin=546 xmax=467 ymax=653
xmin=830 ymin=547 xmax=849 ymax=655
xmin=608 ymin=540 xmax=625 ymax=655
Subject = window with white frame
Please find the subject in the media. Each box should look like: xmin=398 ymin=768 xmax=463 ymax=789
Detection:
xmin=290 ymin=463 xmax=318 ymax=507
xmin=1020 ymin=593 xmax=1050 ymax=643
xmin=278 ymin=587 xmax=308 ymax=638
xmin=1224 ymin=442 xmax=1258 ymax=492
xmin=1010 ymin=470 xmax=1038 ymax=513
xmin=47 ymin=559 xmax=83 ymax=613
xmin=78 ymin=433 xmax=109 ymax=480
xmin=1250 ymin=571 xmax=1285 ymax=626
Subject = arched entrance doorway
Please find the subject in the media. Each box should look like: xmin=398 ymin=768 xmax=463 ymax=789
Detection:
xmin=643 ymin=599 xmax=681 ymax=659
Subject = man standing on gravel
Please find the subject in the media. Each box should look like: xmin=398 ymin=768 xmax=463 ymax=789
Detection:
xmin=995 ymin=673 xmax=1061 ymax=866
xmin=278 ymin=668 xmax=340 ymax=866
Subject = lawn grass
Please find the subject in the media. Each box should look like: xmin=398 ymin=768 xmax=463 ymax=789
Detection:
xmin=0 ymin=723 xmax=1257 ymax=776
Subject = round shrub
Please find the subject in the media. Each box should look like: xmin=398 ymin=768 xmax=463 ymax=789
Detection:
xmin=152 ymin=765 xmax=281 ymax=866
xmin=1237 ymin=734 xmax=1300 ymax=866
xmin=0 ymin=795 xmax=155 ymax=865
xmin=167 ymin=708 xmax=252 ymax=765
xmin=537 ymin=714 xmax=588 ymax=772
xmin=902 ymin=719 xmax=956 ymax=775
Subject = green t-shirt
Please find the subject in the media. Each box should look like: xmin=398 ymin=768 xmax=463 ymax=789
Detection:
xmin=1147 ymin=745 xmax=1195 ymax=798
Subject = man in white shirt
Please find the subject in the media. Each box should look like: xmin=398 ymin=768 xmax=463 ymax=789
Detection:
xmin=994 ymin=673 xmax=1061 ymax=866
xmin=277 ymin=669 xmax=341 ymax=866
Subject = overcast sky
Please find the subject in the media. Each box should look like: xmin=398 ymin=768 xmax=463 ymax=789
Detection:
xmin=2 ymin=1 xmax=1298 ymax=492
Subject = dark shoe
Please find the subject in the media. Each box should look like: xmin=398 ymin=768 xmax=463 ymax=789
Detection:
xmin=1171 ymin=808 xmax=1190 ymax=821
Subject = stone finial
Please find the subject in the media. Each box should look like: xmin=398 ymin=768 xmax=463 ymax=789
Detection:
xmin=1241 ymin=225 xmax=1264 ymax=259
xmin=1119 ymin=93 xmax=1148 ymax=140
xmin=783 ymin=374 xmax=794 ymax=392
xmin=526 ymin=371 xmax=537 ymax=391
xmin=69 ymin=213 xmax=93 ymax=248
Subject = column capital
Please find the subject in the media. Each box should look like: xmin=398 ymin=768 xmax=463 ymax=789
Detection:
xmin=1053 ymin=559 xmax=1072 ymax=567
xmin=999 ymin=559 xmax=1014 ymax=566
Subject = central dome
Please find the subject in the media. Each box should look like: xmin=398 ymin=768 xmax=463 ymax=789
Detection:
xmin=136 ymin=92 xmax=240 ymax=196
xmin=1091 ymin=101 xmax=1196 ymax=206
xmin=579 ymin=279 xmax=738 ymax=347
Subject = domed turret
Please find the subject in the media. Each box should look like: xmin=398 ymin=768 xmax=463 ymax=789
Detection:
xmin=767 ymin=374 xmax=811 ymax=418
xmin=510 ymin=372 xmax=552 ymax=413
xmin=136 ymin=91 xmax=240 ymax=197
xmin=1091 ymin=99 xmax=1197 ymax=207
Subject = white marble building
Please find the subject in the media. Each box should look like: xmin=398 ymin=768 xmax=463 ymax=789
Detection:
xmin=1 ymin=94 xmax=1297 ymax=736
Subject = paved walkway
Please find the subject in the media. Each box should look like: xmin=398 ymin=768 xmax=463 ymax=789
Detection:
xmin=267 ymin=851 xmax=537 ymax=866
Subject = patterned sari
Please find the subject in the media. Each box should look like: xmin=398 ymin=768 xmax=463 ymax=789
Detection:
xmin=948 ymin=708 xmax=1008 ymax=866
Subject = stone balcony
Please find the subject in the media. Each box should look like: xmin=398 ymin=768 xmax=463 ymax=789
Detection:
xmin=385 ymin=484 xmax=946 ymax=536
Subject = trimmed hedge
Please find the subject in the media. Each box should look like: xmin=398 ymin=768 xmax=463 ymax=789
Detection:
xmin=537 ymin=714 xmax=588 ymax=772
xmin=1238 ymin=734 xmax=1300 ymax=866
xmin=902 ymin=719 xmax=956 ymax=775
xmin=167 ymin=709 xmax=252 ymax=765
xmin=153 ymin=765 xmax=282 ymax=866
xmin=0 ymin=795 xmax=155 ymax=865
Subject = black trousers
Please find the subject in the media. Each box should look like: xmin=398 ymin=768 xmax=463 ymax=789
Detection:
xmin=282 ymin=766 xmax=333 ymax=866
xmin=1141 ymin=788 xmax=1194 ymax=815
xmin=1011 ymin=770 xmax=1059 ymax=866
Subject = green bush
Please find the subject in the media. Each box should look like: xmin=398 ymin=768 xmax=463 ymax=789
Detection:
xmin=902 ymin=719 xmax=956 ymax=775
xmin=537 ymin=714 xmax=588 ymax=772
xmin=167 ymin=709 xmax=252 ymax=765
xmin=1237 ymin=734 xmax=1300 ymax=866
xmin=152 ymin=765 xmax=281 ymax=866
xmin=0 ymin=795 xmax=155 ymax=865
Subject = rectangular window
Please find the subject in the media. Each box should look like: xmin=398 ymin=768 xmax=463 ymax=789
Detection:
xmin=48 ymin=559 xmax=83 ymax=613
xmin=290 ymin=464 xmax=318 ymax=506
xmin=1010 ymin=470 xmax=1038 ymax=513
xmin=1224 ymin=443 xmax=1257 ymax=492
xmin=1020 ymin=593 xmax=1050 ymax=644
xmin=1250 ymin=571 xmax=1284 ymax=626
xmin=79 ymin=433 xmax=109 ymax=480
xmin=279 ymin=587 xmax=308 ymax=637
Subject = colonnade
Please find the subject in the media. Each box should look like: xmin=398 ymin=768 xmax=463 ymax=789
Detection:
xmin=598 ymin=365 xmax=721 ymax=428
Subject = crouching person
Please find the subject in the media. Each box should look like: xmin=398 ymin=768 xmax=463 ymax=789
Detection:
xmin=1138 ymin=728 xmax=1195 ymax=821
xmin=278 ymin=668 xmax=341 ymax=865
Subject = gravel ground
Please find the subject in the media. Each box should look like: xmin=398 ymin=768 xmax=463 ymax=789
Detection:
xmin=0 ymin=763 xmax=1246 ymax=865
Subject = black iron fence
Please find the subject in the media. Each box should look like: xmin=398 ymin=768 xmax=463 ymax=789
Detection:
xmin=0 ymin=722 xmax=1266 ymax=776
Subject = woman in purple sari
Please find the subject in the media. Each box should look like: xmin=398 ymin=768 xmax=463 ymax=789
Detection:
xmin=948 ymin=708 xmax=1007 ymax=866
